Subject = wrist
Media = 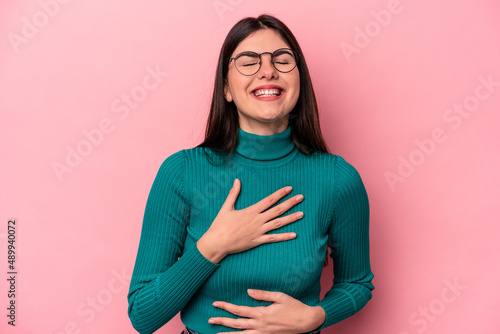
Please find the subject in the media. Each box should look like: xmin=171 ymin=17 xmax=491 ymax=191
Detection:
xmin=197 ymin=234 xmax=226 ymax=264
xmin=308 ymin=306 xmax=326 ymax=331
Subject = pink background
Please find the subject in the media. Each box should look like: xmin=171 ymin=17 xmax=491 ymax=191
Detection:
xmin=1 ymin=0 xmax=500 ymax=333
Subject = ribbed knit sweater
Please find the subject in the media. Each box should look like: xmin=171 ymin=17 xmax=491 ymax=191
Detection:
xmin=127 ymin=125 xmax=374 ymax=334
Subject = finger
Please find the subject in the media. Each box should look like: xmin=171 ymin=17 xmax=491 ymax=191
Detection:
xmin=260 ymin=194 xmax=304 ymax=223
xmin=262 ymin=211 xmax=303 ymax=235
xmin=213 ymin=301 xmax=256 ymax=318
xmin=256 ymin=231 xmax=296 ymax=245
xmin=247 ymin=289 xmax=284 ymax=302
xmin=221 ymin=178 xmax=241 ymax=211
xmin=250 ymin=186 xmax=292 ymax=213
xmin=208 ymin=316 xmax=253 ymax=330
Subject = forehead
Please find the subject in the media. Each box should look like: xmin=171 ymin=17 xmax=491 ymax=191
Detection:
xmin=232 ymin=29 xmax=291 ymax=56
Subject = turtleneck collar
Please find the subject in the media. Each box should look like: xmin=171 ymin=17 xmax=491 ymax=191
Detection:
xmin=235 ymin=125 xmax=296 ymax=161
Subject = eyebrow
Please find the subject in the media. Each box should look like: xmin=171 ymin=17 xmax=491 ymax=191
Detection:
xmin=234 ymin=51 xmax=259 ymax=58
xmin=234 ymin=49 xmax=293 ymax=58
xmin=273 ymin=49 xmax=293 ymax=56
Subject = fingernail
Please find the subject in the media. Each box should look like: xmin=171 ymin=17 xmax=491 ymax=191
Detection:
xmin=213 ymin=302 xmax=220 ymax=307
xmin=209 ymin=318 xmax=216 ymax=324
xmin=286 ymin=186 xmax=293 ymax=193
xmin=296 ymin=195 xmax=303 ymax=202
xmin=288 ymin=233 xmax=296 ymax=239
xmin=296 ymin=212 xmax=303 ymax=218
xmin=234 ymin=179 xmax=238 ymax=187
xmin=248 ymin=289 xmax=256 ymax=296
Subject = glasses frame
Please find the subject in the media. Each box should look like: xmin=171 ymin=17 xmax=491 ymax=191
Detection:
xmin=229 ymin=48 xmax=299 ymax=76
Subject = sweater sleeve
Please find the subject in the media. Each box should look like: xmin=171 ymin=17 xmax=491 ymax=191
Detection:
xmin=313 ymin=156 xmax=375 ymax=331
xmin=127 ymin=150 xmax=220 ymax=334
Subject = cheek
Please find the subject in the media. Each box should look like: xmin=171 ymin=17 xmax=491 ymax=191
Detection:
xmin=290 ymin=75 xmax=300 ymax=101
xmin=228 ymin=76 xmax=251 ymax=99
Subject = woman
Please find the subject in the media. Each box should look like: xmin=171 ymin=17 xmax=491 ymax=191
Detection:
xmin=128 ymin=14 xmax=374 ymax=334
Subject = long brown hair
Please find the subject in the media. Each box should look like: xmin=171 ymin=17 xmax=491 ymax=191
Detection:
xmin=197 ymin=14 xmax=331 ymax=267
xmin=197 ymin=14 xmax=329 ymax=158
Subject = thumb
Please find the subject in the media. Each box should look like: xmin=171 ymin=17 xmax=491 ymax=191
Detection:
xmin=222 ymin=178 xmax=241 ymax=210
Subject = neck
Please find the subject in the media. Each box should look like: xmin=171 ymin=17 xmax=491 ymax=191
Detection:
xmin=237 ymin=118 xmax=289 ymax=136
xmin=234 ymin=124 xmax=296 ymax=162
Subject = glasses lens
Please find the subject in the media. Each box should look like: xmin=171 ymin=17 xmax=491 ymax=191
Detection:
xmin=233 ymin=49 xmax=297 ymax=75
xmin=235 ymin=52 xmax=260 ymax=75
xmin=272 ymin=49 xmax=296 ymax=73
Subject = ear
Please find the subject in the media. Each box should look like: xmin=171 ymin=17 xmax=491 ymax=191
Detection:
xmin=224 ymin=80 xmax=233 ymax=102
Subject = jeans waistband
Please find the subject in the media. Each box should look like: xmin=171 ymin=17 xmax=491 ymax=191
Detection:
xmin=183 ymin=327 xmax=320 ymax=334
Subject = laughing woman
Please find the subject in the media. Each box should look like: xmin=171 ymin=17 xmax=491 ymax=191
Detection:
xmin=127 ymin=14 xmax=374 ymax=334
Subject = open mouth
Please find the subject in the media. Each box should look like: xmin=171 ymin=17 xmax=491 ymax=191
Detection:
xmin=251 ymin=88 xmax=284 ymax=97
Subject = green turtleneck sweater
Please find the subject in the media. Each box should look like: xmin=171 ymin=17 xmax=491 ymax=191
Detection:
xmin=127 ymin=125 xmax=374 ymax=334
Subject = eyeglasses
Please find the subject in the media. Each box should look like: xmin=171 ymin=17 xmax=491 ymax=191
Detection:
xmin=229 ymin=48 xmax=299 ymax=76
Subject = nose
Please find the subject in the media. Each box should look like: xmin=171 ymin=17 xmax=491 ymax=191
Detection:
xmin=257 ymin=54 xmax=278 ymax=80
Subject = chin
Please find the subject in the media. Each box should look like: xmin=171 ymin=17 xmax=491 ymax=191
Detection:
xmin=257 ymin=108 xmax=287 ymax=118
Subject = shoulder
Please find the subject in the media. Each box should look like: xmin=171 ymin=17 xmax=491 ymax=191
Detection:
xmin=183 ymin=146 xmax=230 ymax=166
xmin=157 ymin=149 xmax=186 ymax=173
xmin=156 ymin=146 xmax=213 ymax=169
xmin=154 ymin=146 xmax=222 ymax=180
xmin=333 ymin=155 xmax=364 ymax=183
xmin=304 ymin=151 xmax=358 ymax=176
xmin=151 ymin=149 xmax=186 ymax=189
xmin=331 ymin=155 xmax=369 ymax=205
xmin=308 ymin=151 xmax=366 ymax=193
xmin=144 ymin=150 xmax=190 ymax=206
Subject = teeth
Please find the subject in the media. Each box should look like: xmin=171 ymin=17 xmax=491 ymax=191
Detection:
xmin=254 ymin=89 xmax=281 ymax=97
